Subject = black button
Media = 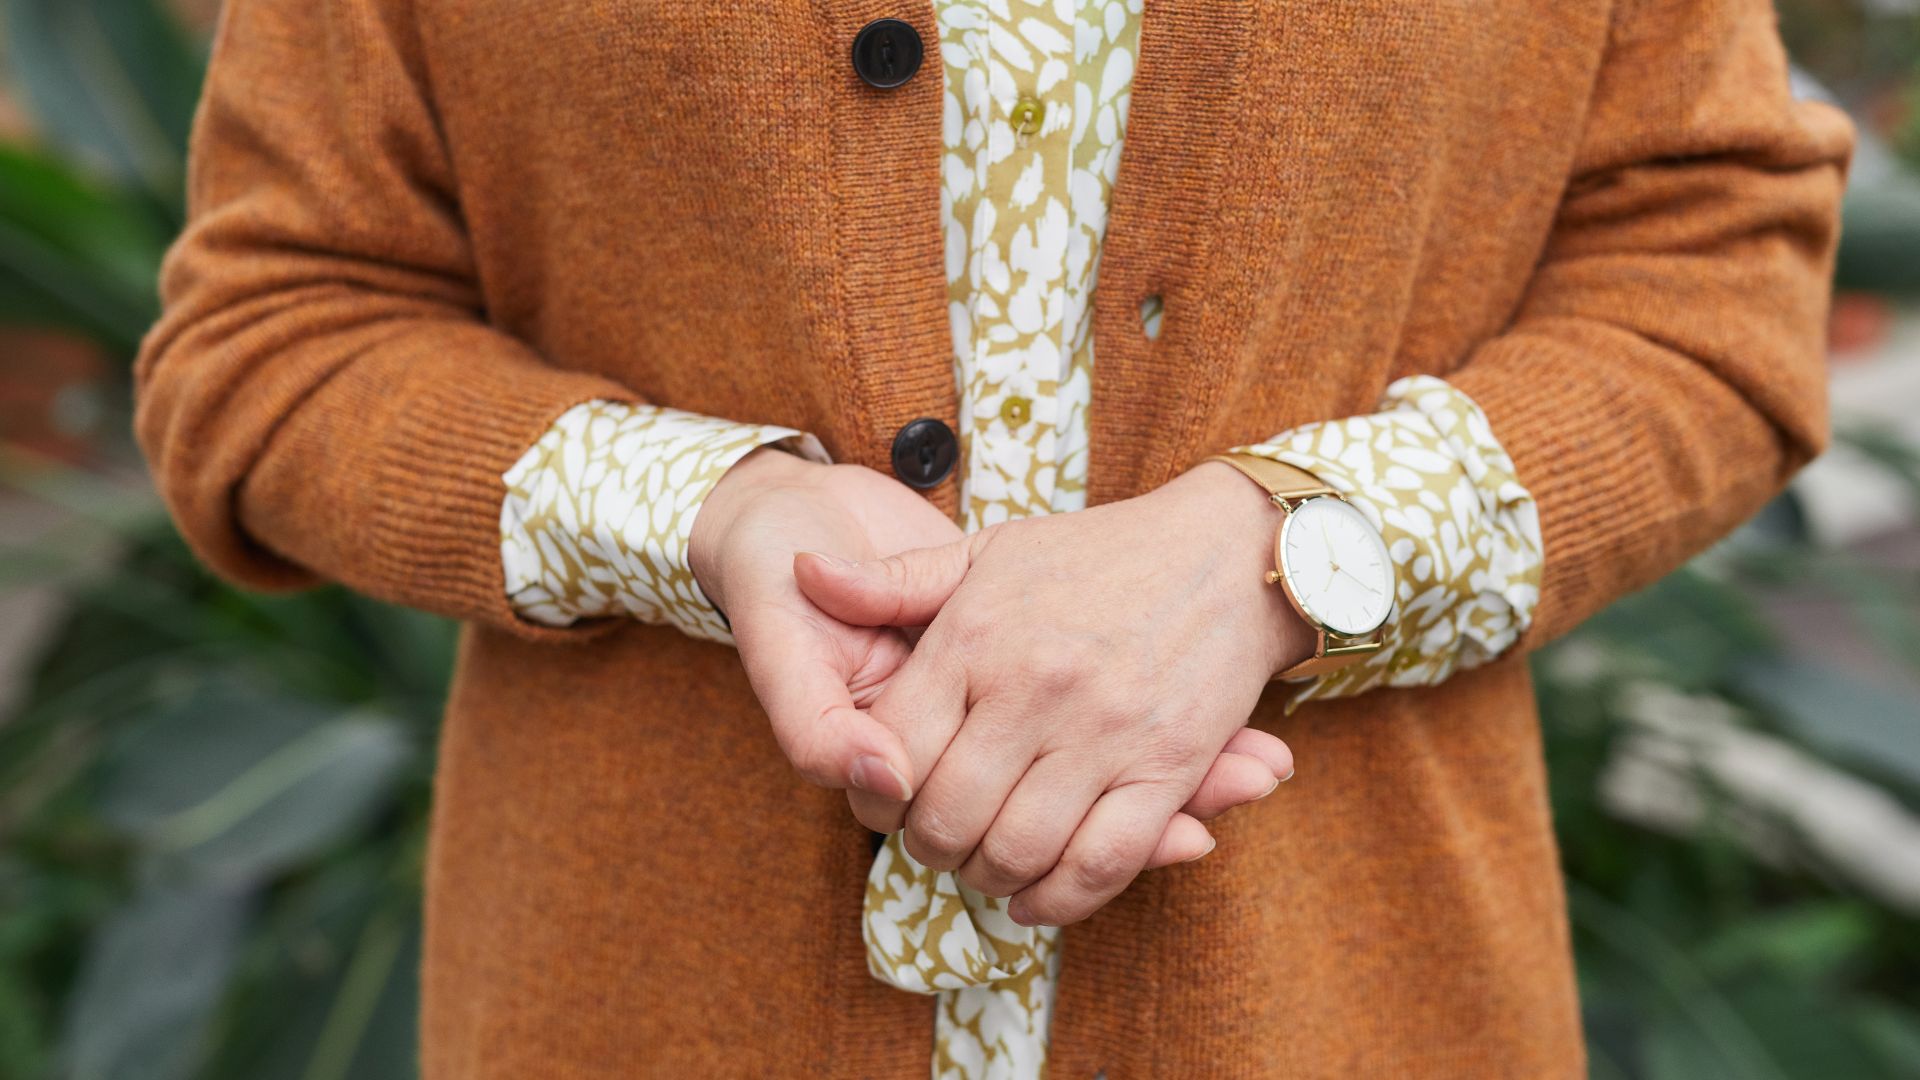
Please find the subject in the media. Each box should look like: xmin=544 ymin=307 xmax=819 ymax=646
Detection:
xmin=851 ymin=18 xmax=923 ymax=89
xmin=890 ymin=418 xmax=956 ymax=490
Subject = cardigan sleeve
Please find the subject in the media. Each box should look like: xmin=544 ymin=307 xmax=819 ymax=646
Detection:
xmin=1442 ymin=0 xmax=1852 ymax=647
xmin=134 ymin=0 xmax=639 ymax=635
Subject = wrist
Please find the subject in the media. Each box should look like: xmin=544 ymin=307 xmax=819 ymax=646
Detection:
xmin=689 ymin=445 xmax=824 ymax=612
xmin=1164 ymin=462 xmax=1315 ymax=676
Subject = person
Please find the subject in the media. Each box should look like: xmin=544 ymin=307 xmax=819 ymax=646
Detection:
xmin=133 ymin=0 xmax=1852 ymax=1076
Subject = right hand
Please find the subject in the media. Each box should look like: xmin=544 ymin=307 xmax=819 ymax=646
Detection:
xmin=688 ymin=449 xmax=1291 ymax=868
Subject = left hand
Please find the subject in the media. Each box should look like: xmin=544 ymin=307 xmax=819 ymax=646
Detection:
xmin=795 ymin=462 xmax=1313 ymax=926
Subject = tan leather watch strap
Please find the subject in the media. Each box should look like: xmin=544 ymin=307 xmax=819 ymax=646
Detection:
xmin=1203 ymin=453 xmax=1335 ymax=502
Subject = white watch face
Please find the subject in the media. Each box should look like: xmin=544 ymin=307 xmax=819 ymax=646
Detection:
xmin=1277 ymin=496 xmax=1394 ymax=636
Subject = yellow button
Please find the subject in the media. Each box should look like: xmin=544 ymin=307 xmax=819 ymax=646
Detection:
xmin=1010 ymin=96 xmax=1045 ymax=136
xmin=1000 ymin=396 xmax=1032 ymax=428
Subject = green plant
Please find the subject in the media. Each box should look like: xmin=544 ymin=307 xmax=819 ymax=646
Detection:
xmin=0 ymin=0 xmax=197 ymax=356
xmin=1539 ymin=528 xmax=1920 ymax=1080
xmin=1 ymin=456 xmax=450 ymax=1079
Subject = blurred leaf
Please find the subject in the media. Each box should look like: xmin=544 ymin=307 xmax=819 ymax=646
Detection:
xmin=1581 ymin=568 xmax=1777 ymax=688
xmin=0 ymin=145 xmax=166 ymax=351
xmin=1644 ymin=1015 xmax=1750 ymax=1080
xmin=2 ymin=0 xmax=203 ymax=217
xmin=0 ymin=960 xmax=51 ymax=1079
xmin=1855 ymin=1002 xmax=1920 ymax=1079
xmin=99 ymin=684 xmax=413 ymax=885
xmin=297 ymin=908 xmax=418 ymax=1080
xmin=1734 ymin=659 xmax=1920 ymax=790
xmin=1697 ymin=901 xmax=1875 ymax=984
xmin=1837 ymin=181 xmax=1920 ymax=297
xmin=1731 ymin=982 xmax=1904 ymax=1080
xmin=0 ymin=146 xmax=164 ymax=290
xmin=1838 ymin=425 xmax=1920 ymax=511
xmin=59 ymin=882 xmax=250 ymax=1080
xmin=201 ymin=851 xmax=391 ymax=1079
xmin=1569 ymin=884 xmax=1792 ymax=1080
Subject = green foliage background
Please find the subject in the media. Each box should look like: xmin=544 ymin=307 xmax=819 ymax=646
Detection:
xmin=2 ymin=2 xmax=1919 ymax=1077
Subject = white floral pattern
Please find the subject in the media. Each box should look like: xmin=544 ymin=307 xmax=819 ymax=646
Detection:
xmin=862 ymin=4 xmax=1143 ymax=1075
xmin=500 ymin=402 xmax=825 ymax=642
xmin=496 ymin=4 xmax=1543 ymax=1079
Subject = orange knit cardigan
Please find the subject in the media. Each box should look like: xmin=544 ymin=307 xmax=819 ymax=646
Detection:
xmin=134 ymin=0 xmax=1850 ymax=1075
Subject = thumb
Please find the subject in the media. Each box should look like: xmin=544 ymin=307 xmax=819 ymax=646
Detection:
xmin=736 ymin=617 xmax=918 ymax=801
xmin=794 ymin=541 xmax=975 ymax=627
xmin=765 ymin=683 xmax=918 ymax=803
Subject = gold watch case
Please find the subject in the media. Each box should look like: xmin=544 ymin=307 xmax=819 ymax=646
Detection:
xmin=1204 ymin=453 xmax=1395 ymax=680
xmin=1268 ymin=493 xmax=1392 ymax=677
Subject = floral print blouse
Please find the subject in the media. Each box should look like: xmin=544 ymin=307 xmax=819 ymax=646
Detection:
xmin=498 ymin=2 xmax=1544 ymax=1077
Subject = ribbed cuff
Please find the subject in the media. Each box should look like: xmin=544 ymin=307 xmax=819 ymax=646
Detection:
xmin=363 ymin=349 xmax=639 ymax=638
xmin=1447 ymin=326 xmax=1691 ymax=645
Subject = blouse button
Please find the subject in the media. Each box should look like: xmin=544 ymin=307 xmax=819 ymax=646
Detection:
xmin=1000 ymin=396 xmax=1032 ymax=429
xmin=1010 ymin=96 xmax=1045 ymax=136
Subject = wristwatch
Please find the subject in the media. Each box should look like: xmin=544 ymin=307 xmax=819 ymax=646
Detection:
xmin=1204 ymin=453 xmax=1396 ymax=680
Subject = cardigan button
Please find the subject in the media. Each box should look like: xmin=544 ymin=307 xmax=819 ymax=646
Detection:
xmin=890 ymin=418 xmax=957 ymax=490
xmin=851 ymin=18 xmax=923 ymax=89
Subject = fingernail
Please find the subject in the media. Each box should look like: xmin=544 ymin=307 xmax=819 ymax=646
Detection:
xmin=798 ymin=550 xmax=854 ymax=568
xmin=849 ymin=755 xmax=911 ymax=801
xmin=1184 ymin=837 xmax=1219 ymax=863
xmin=1256 ymin=776 xmax=1281 ymax=800
xmin=1278 ymin=765 xmax=1295 ymax=783
xmin=1007 ymin=898 xmax=1037 ymax=927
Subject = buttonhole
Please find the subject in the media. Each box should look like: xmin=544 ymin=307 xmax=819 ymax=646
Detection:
xmin=1140 ymin=294 xmax=1164 ymax=341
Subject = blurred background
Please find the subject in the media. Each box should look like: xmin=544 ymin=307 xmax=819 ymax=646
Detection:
xmin=0 ymin=1 xmax=1917 ymax=1077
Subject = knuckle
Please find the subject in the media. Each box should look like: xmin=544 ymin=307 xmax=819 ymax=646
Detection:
xmin=904 ymin=802 xmax=973 ymax=869
xmin=1026 ymin=638 xmax=1097 ymax=690
xmin=1067 ymin=833 xmax=1140 ymax=895
xmin=973 ymin=832 xmax=1052 ymax=895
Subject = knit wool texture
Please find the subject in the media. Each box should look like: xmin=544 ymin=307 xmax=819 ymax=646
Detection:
xmin=135 ymin=0 xmax=1851 ymax=1075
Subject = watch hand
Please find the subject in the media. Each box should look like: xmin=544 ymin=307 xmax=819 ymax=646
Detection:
xmin=1337 ymin=566 xmax=1380 ymax=594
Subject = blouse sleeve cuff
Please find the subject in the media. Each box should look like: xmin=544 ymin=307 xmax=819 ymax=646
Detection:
xmin=1226 ymin=375 xmax=1544 ymax=705
xmin=500 ymin=401 xmax=830 ymax=646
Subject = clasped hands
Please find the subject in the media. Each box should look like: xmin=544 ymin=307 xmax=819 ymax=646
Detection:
xmin=689 ymin=448 xmax=1309 ymax=927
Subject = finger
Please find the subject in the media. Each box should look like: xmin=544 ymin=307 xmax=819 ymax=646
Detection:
xmin=845 ymin=639 xmax=970 ymax=833
xmin=735 ymin=614 xmax=914 ymax=801
xmin=1222 ymin=726 xmax=1294 ymax=782
xmin=956 ymin=752 xmax=1105 ymax=898
xmin=901 ymin=704 xmax=1035 ymax=872
xmin=794 ymin=538 xmax=978 ymax=628
xmin=1008 ymin=783 xmax=1182 ymax=928
xmin=1179 ymin=752 xmax=1281 ymax=821
xmin=1142 ymin=813 xmax=1215 ymax=870
xmin=847 ymin=789 xmax=905 ymax=834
